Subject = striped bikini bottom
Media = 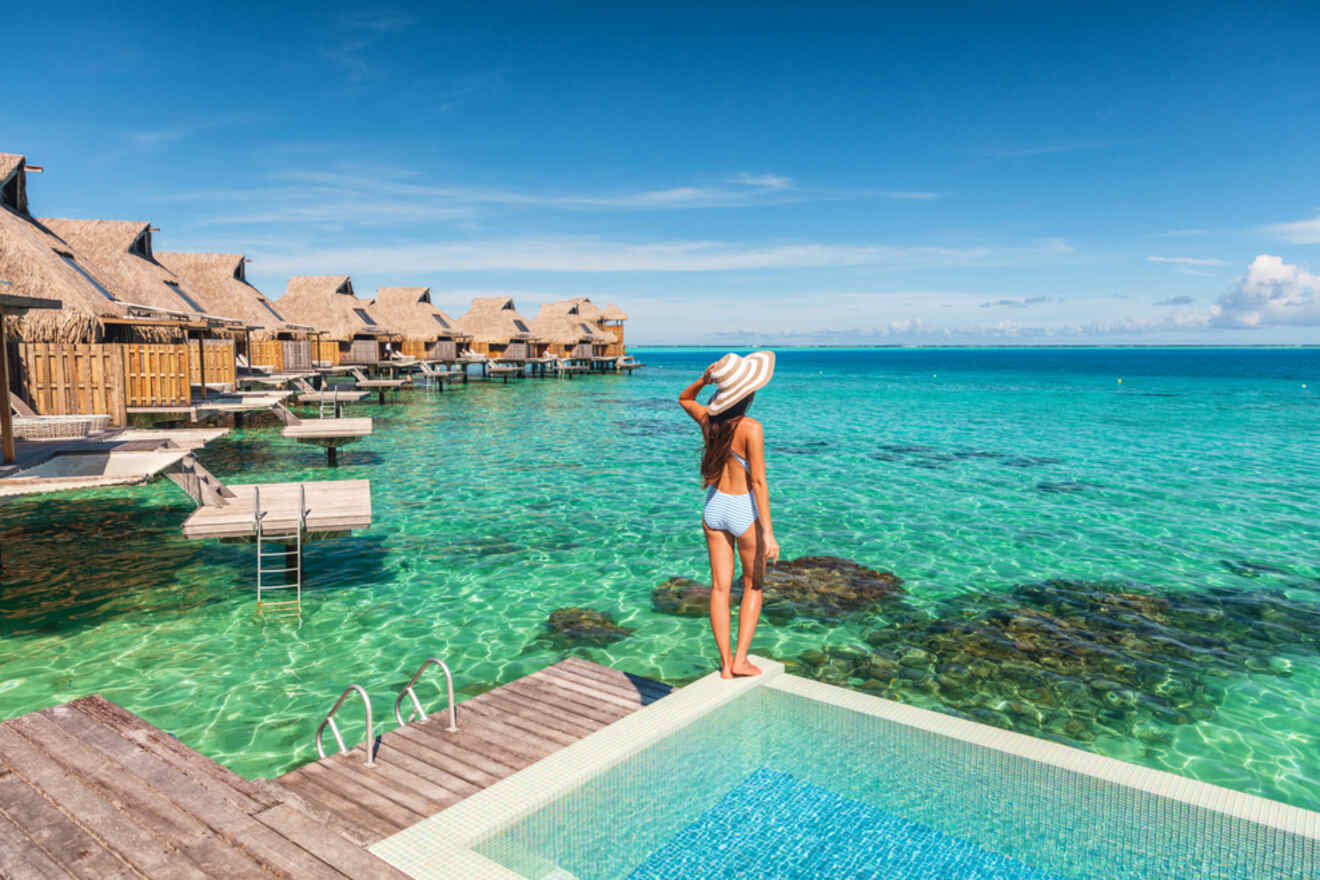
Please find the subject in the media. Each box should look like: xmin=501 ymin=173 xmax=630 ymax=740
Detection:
xmin=703 ymin=487 xmax=759 ymax=538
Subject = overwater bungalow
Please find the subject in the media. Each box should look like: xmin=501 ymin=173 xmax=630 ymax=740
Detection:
xmin=157 ymin=252 xmax=320 ymax=373
xmin=1 ymin=154 xmax=234 ymax=424
xmin=531 ymin=302 xmax=612 ymax=359
xmin=39 ymin=218 xmax=245 ymax=394
xmin=541 ymin=297 xmax=629 ymax=356
xmin=366 ymin=286 xmax=470 ymax=361
xmin=454 ymin=296 xmax=541 ymax=360
xmin=275 ymin=275 xmax=397 ymax=366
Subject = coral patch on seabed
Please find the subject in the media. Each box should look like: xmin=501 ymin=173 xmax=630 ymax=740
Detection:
xmin=651 ymin=556 xmax=1320 ymax=752
xmin=651 ymin=556 xmax=905 ymax=624
xmin=540 ymin=607 xmax=636 ymax=647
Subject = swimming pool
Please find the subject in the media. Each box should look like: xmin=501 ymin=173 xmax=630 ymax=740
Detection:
xmin=371 ymin=660 xmax=1320 ymax=879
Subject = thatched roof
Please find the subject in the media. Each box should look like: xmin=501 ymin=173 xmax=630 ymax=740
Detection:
xmin=157 ymin=252 xmax=312 ymax=340
xmin=535 ymin=299 xmax=615 ymax=343
xmin=39 ymin=219 xmax=234 ymax=326
xmin=367 ymin=287 xmax=470 ymax=342
xmin=600 ymin=303 xmax=628 ymax=321
xmin=0 ymin=205 xmax=139 ymax=341
xmin=275 ymin=275 xmax=394 ymax=341
xmin=455 ymin=296 xmax=541 ymax=345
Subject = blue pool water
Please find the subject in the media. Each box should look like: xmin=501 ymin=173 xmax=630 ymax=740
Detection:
xmin=627 ymin=767 xmax=1065 ymax=880
xmin=1 ymin=346 xmax=1318 ymax=812
xmin=475 ymin=685 xmax=1316 ymax=880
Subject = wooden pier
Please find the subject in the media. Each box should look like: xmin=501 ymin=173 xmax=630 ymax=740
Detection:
xmin=0 ymin=696 xmax=407 ymax=879
xmin=0 ymin=658 xmax=672 ymax=877
xmin=181 ymin=478 xmax=372 ymax=539
xmin=277 ymin=657 xmax=671 ymax=842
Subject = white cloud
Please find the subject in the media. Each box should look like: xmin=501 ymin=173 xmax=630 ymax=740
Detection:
xmin=979 ymin=296 xmax=1058 ymax=309
xmin=1156 ymin=228 xmax=1208 ymax=238
xmin=1210 ymin=254 xmax=1320 ymax=328
xmin=256 ymin=238 xmax=994 ymax=274
xmin=1147 ymin=256 xmax=1227 ymax=267
xmin=733 ymin=173 xmax=792 ymax=189
xmin=1266 ymin=215 xmax=1320 ymax=245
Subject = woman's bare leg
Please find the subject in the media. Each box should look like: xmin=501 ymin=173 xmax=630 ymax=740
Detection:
xmin=730 ymin=524 xmax=763 ymax=676
xmin=704 ymin=524 xmax=736 ymax=678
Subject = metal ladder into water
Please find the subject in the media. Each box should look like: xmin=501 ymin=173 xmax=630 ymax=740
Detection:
xmin=255 ymin=484 xmax=306 ymax=614
xmin=318 ymin=385 xmax=339 ymax=419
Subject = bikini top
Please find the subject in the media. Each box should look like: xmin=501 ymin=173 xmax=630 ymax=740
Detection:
xmin=731 ymin=452 xmax=750 ymax=472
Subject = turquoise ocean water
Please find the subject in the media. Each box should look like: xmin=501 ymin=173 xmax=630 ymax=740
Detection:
xmin=1 ymin=347 xmax=1318 ymax=811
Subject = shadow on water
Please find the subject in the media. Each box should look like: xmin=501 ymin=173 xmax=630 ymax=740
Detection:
xmin=0 ymin=494 xmax=231 ymax=637
xmin=198 ymin=439 xmax=386 ymax=472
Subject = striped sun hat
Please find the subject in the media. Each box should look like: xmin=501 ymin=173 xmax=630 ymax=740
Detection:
xmin=707 ymin=350 xmax=775 ymax=415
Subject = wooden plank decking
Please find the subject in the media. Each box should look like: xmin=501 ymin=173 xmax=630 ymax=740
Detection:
xmin=282 ymin=418 xmax=373 ymax=442
xmin=180 ymin=479 xmax=372 ymax=539
xmin=276 ymin=657 xmax=672 ymax=844
xmin=0 ymin=696 xmax=407 ymax=879
xmin=0 ymin=659 xmax=671 ymax=878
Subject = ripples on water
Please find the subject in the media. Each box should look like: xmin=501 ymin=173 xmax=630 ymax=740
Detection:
xmin=1 ymin=347 xmax=1318 ymax=811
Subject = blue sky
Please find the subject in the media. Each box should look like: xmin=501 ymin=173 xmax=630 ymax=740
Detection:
xmin=7 ymin=2 xmax=1320 ymax=344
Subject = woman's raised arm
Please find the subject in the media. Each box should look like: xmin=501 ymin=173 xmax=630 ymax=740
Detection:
xmin=678 ymin=365 xmax=714 ymax=423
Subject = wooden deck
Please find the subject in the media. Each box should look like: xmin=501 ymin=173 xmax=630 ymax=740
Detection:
xmin=295 ymin=390 xmax=370 ymax=405
xmin=276 ymin=657 xmax=672 ymax=844
xmin=181 ymin=479 xmax=372 ymax=539
xmin=0 ymin=695 xmax=407 ymax=879
xmin=282 ymin=418 xmax=373 ymax=442
xmin=0 ymin=658 xmax=671 ymax=878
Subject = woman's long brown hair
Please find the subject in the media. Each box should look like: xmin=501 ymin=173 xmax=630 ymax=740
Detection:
xmin=700 ymin=394 xmax=753 ymax=486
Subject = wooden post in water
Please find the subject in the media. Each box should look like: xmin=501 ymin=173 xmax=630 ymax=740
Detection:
xmin=196 ymin=334 xmax=207 ymax=401
xmin=0 ymin=319 xmax=14 ymax=465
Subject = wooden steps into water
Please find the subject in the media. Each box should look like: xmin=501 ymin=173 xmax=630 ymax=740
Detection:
xmin=274 ymin=657 xmax=673 ymax=844
xmin=0 ymin=695 xmax=408 ymax=879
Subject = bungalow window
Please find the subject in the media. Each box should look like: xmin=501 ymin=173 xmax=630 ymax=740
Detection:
xmin=512 ymin=319 xmax=529 ymax=332
xmin=354 ymin=308 xmax=376 ymax=325
xmin=579 ymin=323 xmax=592 ymax=333
xmin=431 ymin=314 xmax=450 ymax=328
xmin=1 ymin=172 xmax=19 ymax=211
xmin=131 ymin=233 xmax=150 ymax=257
xmin=58 ymin=252 xmax=118 ymax=301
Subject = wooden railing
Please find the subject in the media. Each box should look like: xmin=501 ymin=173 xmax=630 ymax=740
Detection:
xmin=249 ymin=340 xmax=284 ymax=372
xmin=188 ymin=338 xmax=236 ymax=388
xmin=123 ymin=343 xmax=190 ymax=407
xmin=14 ymin=342 xmax=127 ymax=426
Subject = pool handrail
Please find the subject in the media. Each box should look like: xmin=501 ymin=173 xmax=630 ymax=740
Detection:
xmin=394 ymin=657 xmax=459 ymax=732
xmin=316 ymin=684 xmax=375 ymax=766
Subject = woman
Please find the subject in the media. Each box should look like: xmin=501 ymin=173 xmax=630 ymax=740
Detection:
xmin=679 ymin=351 xmax=780 ymax=678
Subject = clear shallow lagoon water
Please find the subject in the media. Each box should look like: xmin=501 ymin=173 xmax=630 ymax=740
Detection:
xmin=1 ymin=347 xmax=1318 ymax=811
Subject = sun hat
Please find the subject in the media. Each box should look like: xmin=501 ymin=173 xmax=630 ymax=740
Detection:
xmin=706 ymin=350 xmax=775 ymax=416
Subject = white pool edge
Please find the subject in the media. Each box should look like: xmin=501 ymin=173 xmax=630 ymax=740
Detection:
xmin=370 ymin=661 xmax=1320 ymax=879
xmin=767 ymin=675 xmax=1320 ymax=842
xmin=369 ymin=656 xmax=786 ymax=880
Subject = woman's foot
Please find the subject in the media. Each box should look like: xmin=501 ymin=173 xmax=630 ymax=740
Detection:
xmin=730 ymin=658 xmax=761 ymax=677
